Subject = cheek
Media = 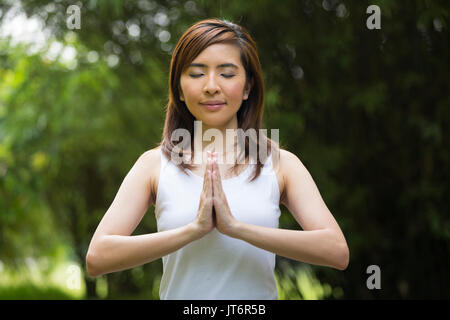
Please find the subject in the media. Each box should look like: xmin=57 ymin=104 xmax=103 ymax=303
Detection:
xmin=225 ymin=82 xmax=246 ymax=100
xmin=180 ymin=83 xmax=195 ymax=100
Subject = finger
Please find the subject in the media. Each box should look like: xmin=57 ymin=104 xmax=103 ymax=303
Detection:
xmin=202 ymin=156 xmax=212 ymax=195
xmin=213 ymin=156 xmax=221 ymax=179
xmin=212 ymin=157 xmax=224 ymax=194
xmin=212 ymin=151 xmax=219 ymax=164
xmin=206 ymin=159 xmax=213 ymax=198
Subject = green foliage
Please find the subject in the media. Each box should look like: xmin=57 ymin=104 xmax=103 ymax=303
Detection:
xmin=0 ymin=284 xmax=74 ymax=300
xmin=0 ymin=0 xmax=449 ymax=299
xmin=0 ymin=245 xmax=84 ymax=299
xmin=275 ymin=260 xmax=340 ymax=300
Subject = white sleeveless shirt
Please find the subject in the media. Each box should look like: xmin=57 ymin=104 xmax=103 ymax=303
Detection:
xmin=154 ymin=148 xmax=281 ymax=300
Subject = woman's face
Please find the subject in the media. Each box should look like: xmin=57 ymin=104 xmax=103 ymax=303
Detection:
xmin=179 ymin=43 xmax=251 ymax=128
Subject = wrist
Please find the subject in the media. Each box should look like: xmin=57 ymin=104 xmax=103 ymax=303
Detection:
xmin=228 ymin=220 xmax=244 ymax=239
xmin=188 ymin=222 xmax=206 ymax=240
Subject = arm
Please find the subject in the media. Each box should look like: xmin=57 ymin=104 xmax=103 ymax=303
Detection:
xmin=86 ymin=148 xmax=202 ymax=278
xmin=87 ymin=225 xmax=201 ymax=277
xmin=231 ymin=150 xmax=349 ymax=270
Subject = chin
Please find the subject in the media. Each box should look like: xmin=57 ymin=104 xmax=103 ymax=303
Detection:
xmin=198 ymin=112 xmax=236 ymax=127
xmin=198 ymin=117 xmax=228 ymax=128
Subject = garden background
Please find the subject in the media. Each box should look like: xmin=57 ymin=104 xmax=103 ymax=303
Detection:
xmin=0 ymin=0 xmax=448 ymax=299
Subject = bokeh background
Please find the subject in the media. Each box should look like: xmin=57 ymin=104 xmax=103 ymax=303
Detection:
xmin=0 ymin=0 xmax=449 ymax=299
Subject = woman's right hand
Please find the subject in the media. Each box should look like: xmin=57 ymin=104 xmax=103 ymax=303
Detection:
xmin=192 ymin=151 xmax=215 ymax=237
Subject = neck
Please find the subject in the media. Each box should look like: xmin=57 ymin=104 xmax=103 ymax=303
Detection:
xmin=193 ymin=116 xmax=240 ymax=163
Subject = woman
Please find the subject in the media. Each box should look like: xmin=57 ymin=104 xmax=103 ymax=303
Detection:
xmin=86 ymin=18 xmax=349 ymax=300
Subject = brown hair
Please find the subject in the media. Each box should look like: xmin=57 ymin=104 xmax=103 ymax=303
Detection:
xmin=158 ymin=18 xmax=278 ymax=182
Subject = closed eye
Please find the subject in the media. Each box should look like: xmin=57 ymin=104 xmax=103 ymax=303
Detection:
xmin=189 ymin=74 xmax=235 ymax=78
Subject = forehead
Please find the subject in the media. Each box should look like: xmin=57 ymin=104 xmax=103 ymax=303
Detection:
xmin=190 ymin=43 xmax=243 ymax=67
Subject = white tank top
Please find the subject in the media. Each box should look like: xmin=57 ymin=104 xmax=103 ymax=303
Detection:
xmin=155 ymin=148 xmax=281 ymax=300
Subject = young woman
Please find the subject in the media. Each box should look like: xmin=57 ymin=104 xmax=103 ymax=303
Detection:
xmin=86 ymin=18 xmax=349 ymax=300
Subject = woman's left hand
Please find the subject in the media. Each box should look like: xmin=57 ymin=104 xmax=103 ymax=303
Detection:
xmin=209 ymin=152 xmax=239 ymax=237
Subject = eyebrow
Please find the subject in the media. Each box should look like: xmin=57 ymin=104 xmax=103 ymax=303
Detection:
xmin=188 ymin=63 xmax=239 ymax=69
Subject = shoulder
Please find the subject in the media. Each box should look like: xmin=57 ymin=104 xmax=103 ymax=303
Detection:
xmin=279 ymin=149 xmax=305 ymax=172
xmin=137 ymin=146 xmax=161 ymax=206
xmin=140 ymin=146 xmax=161 ymax=163
xmin=134 ymin=146 xmax=161 ymax=174
xmin=276 ymin=148 xmax=309 ymax=205
xmin=273 ymin=148 xmax=303 ymax=174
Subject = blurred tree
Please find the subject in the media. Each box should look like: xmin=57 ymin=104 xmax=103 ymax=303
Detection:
xmin=0 ymin=0 xmax=449 ymax=299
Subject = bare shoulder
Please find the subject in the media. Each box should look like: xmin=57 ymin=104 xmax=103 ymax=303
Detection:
xmin=139 ymin=146 xmax=161 ymax=206
xmin=279 ymin=149 xmax=306 ymax=171
xmin=276 ymin=148 xmax=308 ymax=205
xmin=140 ymin=146 xmax=161 ymax=163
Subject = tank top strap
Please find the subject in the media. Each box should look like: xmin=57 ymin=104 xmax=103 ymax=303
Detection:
xmin=262 ymin=149 xmax=281 ymax=204
xmin=263 ymin=149 xmax=279 ymax=171
xmin=265 ymin=151 xmax=273 ymax=167
xmin=155 ymin=147 xmax=170 ymax=220
xmin=159 ymin=147 xmax=172 ymax=172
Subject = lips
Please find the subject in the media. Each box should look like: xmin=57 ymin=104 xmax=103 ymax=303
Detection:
xmin=200 ymin=102 xmax=225 ymax=111
xmin=200 ymin=101 xmax=225 ymax=111
xmin=200 ymin=100 xmax=226 ymax=105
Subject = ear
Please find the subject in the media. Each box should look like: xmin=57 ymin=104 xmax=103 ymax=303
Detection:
xmin=243 ymin=78 xmax=253 ymax=100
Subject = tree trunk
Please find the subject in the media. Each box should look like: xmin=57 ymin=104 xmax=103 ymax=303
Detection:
xmin=85 ymin=276 xmax=97 ymax=299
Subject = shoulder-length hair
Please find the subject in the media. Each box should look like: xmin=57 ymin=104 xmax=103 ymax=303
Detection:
xmin=159 ymin=18 xmax=278 ymax=182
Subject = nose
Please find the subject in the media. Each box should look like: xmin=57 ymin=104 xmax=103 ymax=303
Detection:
xmin=203 ymin=74 xmax=220 ymax=95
